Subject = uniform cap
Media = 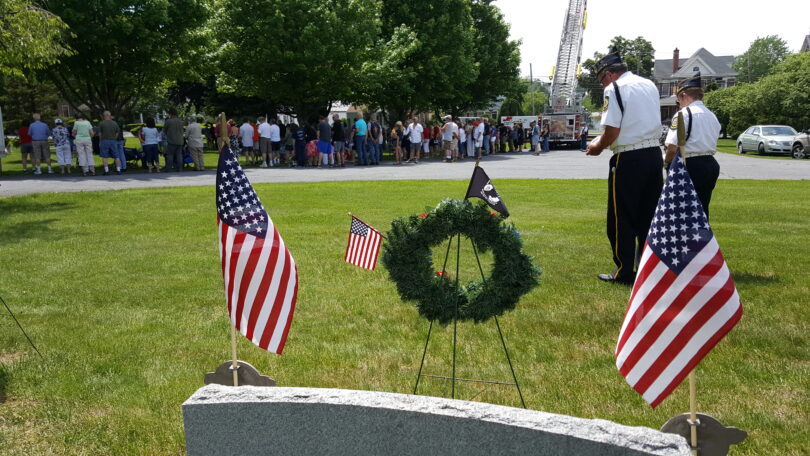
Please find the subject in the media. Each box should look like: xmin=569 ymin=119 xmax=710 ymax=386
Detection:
xmin=55 ymin=118 xmax=63 ymax=124
xmin=593 ymin=49 xmax=623 ymax=78
xmin=676 ymin=72 xmax=702 ymax=94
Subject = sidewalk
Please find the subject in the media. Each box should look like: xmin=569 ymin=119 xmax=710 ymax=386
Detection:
xmin=1 ymin=150 xmax=808 ymax=197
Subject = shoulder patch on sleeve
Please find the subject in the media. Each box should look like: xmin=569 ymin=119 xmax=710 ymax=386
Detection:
xmin=602 ymin=96 xmax=609 ymax=111
xmin=669 ymin=115 xmax=678 ymax=130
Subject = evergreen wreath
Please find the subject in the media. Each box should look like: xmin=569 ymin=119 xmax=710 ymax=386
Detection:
xmin=382 ymin=198 xmax=541 ymax=325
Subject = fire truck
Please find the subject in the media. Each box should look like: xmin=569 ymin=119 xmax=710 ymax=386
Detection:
xmin=541 ymin=0 xmax=589 ymax=149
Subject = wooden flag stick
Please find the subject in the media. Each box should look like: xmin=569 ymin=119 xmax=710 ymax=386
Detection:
xmin=230 ymin=324 xmax=239 ymax=387
xmin=689 ymin=369 xmax=698 ymax=455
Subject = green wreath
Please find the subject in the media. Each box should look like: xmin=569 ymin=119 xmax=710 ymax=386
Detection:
xmin=382 ymin=198 xmax=541 ymax=325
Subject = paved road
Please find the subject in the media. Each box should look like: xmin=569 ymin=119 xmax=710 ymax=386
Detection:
xmin=1 ymin=150 xmax=808 ymax=197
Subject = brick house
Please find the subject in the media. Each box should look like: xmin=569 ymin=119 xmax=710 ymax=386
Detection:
xmin=654 ymin=48 xmax=737 ymax=122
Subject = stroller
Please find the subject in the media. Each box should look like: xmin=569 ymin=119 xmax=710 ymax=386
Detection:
xmin=124 ymin=147 xmax=146 ymax=168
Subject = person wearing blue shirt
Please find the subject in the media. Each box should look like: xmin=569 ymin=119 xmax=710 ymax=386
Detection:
xmin=28 ymin=113 xmax=53 ymax=174
xmin=353 ymin=113 xmax=368 ymax=166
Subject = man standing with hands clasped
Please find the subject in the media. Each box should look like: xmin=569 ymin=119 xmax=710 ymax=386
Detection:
xmin=664 ymin=73 xmax=721 ymax=219
xmin=585 ymin=49 xmax=663 ymax=285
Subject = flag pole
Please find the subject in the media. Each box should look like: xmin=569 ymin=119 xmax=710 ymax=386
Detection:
xmin=689 ymin=370 xmax=698 ymax=455
xmin=230 ymin=325 xmax=239 ymax=387
xmin=676 ymin=111 xmax=687 ymax=164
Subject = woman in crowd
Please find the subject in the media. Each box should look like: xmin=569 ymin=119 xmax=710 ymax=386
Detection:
xmin=52 ymin=119 xmax=72 ymax=174
xmin=304 ymin=121 xmax=318 ymax=167
xmin=228 ymin=119 xmax=241 ymax=158
xmin=283 ymin=123 xmax=294 ymax=166
xmin=390 ymin=121 xmax=404 ymax=165
xmin=139 ymin=117 xmax=161 ymax=172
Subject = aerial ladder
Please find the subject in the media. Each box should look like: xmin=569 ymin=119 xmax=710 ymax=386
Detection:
xmin=543 ymin=0 xmax=588 ymax=148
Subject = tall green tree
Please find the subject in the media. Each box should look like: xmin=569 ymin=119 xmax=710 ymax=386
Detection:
xmin=0 ymin=74 xmax=60 ymax=130
xmin=0 ymin=0 xmax=71 ymax=77
xmin=732 ymin=35 xmax=789 ymax=84
xmin=39 ymin=0 xmax=211 ymax=120
xmin=378 ymin=0 xmax=476 ymax=116
xmin=498 ymin=79 xmax=548 ymax=117
xmin=706 ymin=52 xmax=810 ymax=136
xmin=216 ymin=0 xmax=382 ymax=122
xmin=609 ymin=36 xmax=655 ymax=79
xmin=451 ymin=0 xmax=522 ymax=115
xmin=578 ymin=36 xmax=655 ymax=110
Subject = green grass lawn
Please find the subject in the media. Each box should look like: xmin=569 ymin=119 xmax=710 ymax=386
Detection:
xmin=0 ymin=180 xmax=807 ymax=455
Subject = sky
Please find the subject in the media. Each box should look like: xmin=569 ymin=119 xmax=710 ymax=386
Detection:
xmin=496 ymin=0 xmax=810 ymax=79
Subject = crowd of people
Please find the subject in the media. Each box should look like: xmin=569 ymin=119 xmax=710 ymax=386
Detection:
xmin=219 ymin=111 xmax=565 ymax=169
xmin=10 ymin=108 xmax=583 ymax=176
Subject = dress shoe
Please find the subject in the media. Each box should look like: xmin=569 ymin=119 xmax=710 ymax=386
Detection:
xmin=598 ymin=272 xmax=634 ymax=285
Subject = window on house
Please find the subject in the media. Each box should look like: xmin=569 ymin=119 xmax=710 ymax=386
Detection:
xmin=693 ymin=66 xmax=699 ymax=72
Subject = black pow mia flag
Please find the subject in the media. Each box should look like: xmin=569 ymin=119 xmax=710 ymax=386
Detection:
xmin=465 ymin=165 xmax=509 ymax=217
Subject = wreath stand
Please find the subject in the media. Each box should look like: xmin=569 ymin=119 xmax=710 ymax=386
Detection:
xmin=411 ymin=233 xmax=526 ymax=409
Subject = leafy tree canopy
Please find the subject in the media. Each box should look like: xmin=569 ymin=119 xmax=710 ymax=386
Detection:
xmin=215 ymin=0 xmax=383 ymax=123
xmin=378 ymin=0 xmax=476 ymax=117
xmin=732 ymin=35 xmax=789 ymax=84
xmin=0 ymin=0 xmax=71 ymax=77
xmin=705 ymin=52 xmax=810 ymax=136
xmin=578 ymin=35 xmax=655 ymax=109
xmin=451 ymin=0 xmax=522 ymax=116
xmin=40 ymin=0 xmax=211 ymax=120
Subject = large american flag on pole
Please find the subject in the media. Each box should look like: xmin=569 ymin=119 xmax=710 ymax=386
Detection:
xmin=216 ymin=145 xmax=298 ymax=354
xmin=615 ymin=154 xmax=742 ymax=408
xmin=345 ymin=216 xmax=382 ymax=270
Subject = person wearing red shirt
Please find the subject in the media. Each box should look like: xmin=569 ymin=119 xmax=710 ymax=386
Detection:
xmin=17 ymin=120 xmax=33 ymax=173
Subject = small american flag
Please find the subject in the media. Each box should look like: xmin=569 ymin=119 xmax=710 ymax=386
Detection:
xmin=217 ymin=145 xmax=298 ymax=354
xmin=345 ymin=216 xmax=382 ymax=270
xmin=615 ymin=154 xmax=742 ymax=408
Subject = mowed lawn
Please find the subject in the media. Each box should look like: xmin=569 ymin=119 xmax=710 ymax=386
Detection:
xmin=0 ymin=179 xmax=807 ymax=455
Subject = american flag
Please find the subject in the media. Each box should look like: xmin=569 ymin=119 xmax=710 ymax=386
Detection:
xmin=345 ymin=216 xmax=382 ymax=270
xmin=216 ymin=146 xmax=298 ymax=354
xmin=615 ymin=154 xmax=742 ymax=408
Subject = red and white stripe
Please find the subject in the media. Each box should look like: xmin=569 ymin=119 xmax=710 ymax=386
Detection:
xmin=345 ymin=226 xmax=382 ymax=271
xmin=218 ymin=217 xmax=298 ymax=354
xmin=615 ymin=237 xmax=742 ymax=408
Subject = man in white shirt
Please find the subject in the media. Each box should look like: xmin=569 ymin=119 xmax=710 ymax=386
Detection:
xmin=664 ymin=72 xmax=721 ymax=218
xmin=440 ymin=115 xmax=458 ymax=162
xmin=585 ymin=49 xmax=664 ymax=285
xmin=473 ymin=118 xmax=485 ymax=159
xmin=186 ymin=116 xmax=205 ymax=170
xmin=239 ymin=120 xmax=256 ymax=166
xmin=405 ymin=117 xmax=423 ymax=163
xmin=268 ymin=119 xmax=281 ymax=166
xmin=257 ymin=117 xmax=272 ymax=168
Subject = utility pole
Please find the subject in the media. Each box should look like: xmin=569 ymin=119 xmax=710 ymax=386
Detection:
xmin=530 ymin=63 xmax=535 ymax=116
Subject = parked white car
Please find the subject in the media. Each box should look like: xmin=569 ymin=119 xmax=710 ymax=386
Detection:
xmin=737 ymin=125 xmax=797 ymax=155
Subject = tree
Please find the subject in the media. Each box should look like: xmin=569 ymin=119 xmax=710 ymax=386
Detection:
xmin=703 ymin=85 xmax=739 ymax=137
xmin=378 ymin=0 xmax=476 ymax=116
xmin=705 ymin=52 xmax=810 ymax=137
xmin=39 ymin=0 xmax=211 ymax=120
xmin=451 ymin=0 xmax=522 ymax=116
xmin=732 ymin=35 xmax=789 ymax=84
xmin=609 ymin=36 xmax=655 ymax=79
xmin=216 ymin=0 xmax=382 ymax=123
xmin=577 ymin=36 xmax=655 ymax=112
xmin=0 ymin=0 xmax=71 ymax=76
xmin=0 ymin=74 xmax=60 ymax=130
xmin=498 ymin=79 xmax=548 ymax=117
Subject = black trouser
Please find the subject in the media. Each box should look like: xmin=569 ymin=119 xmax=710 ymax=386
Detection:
xmin=606 ymin=147 xmax=664 ymax=280
xmin=685 ymin=155 xmax=720 ymax=219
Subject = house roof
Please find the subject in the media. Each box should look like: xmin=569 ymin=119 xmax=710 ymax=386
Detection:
xmin=801 ymin=35 xmax=810 ymax=53
xmin=654 ymin=48 xmax=737 ymax=81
